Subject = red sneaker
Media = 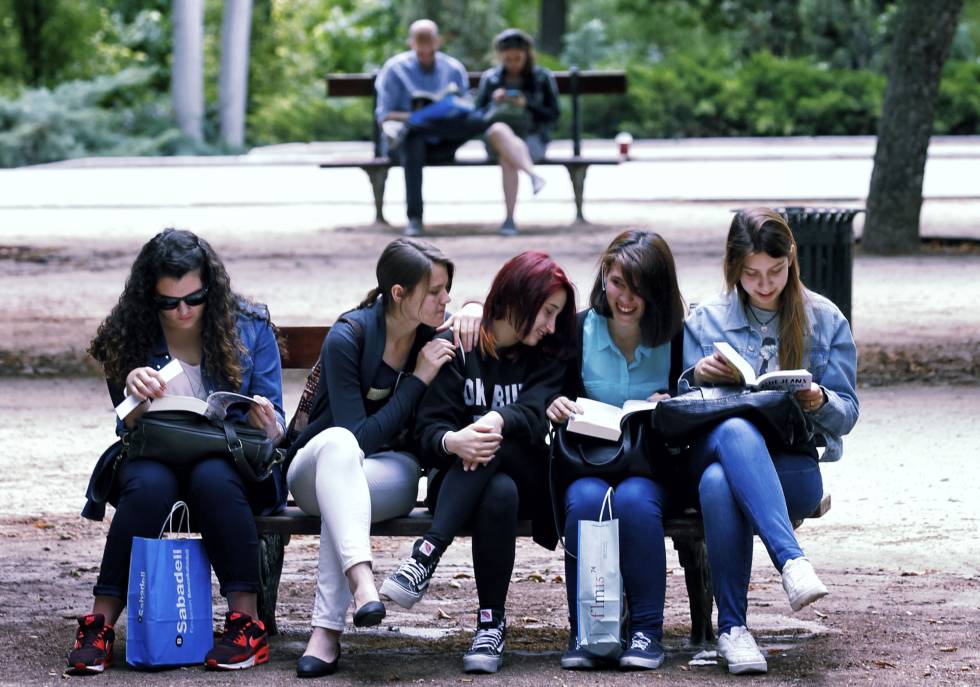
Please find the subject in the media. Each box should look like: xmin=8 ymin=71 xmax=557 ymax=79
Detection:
xmin=66 ymin=613 xmax=115 ymax=674
xmin=204 ymin=611 xmax=269 ymax=670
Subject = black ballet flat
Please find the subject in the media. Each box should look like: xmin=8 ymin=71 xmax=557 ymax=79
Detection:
xmin=353 ymin=599 xmax=386 ymax=628
xmin=296 ymin=652 xmax=339 ymax=678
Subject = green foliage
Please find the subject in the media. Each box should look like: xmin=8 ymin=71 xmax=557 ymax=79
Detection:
xmin=0 ymin=68 xmax=196 ymax=167
xmin=935 ymin=59 xmax=980 ymax=134
xmin=1 ymin=0 xmax=978 ymax=158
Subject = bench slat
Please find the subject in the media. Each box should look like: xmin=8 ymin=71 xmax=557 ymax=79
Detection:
xmin=318 ymin=156 xmax=622 ymax=170
xmin=325 ymin=70 xmax=627 ymax=98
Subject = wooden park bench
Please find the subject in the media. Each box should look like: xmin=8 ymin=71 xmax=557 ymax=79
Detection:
xmin=255 ymin=325 xmax=832 ymax=643
xmin=320 ymin=68 xmax=627 ymax=224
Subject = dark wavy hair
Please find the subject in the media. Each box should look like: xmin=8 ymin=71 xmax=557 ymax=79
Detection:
xmin=724 ymin=208 xmax=808 ymax=370
xmin=478 ymin=251 xmax=576 ymax=359
xmin=88 ymin=228 xmax=249 ymax=390
xmin=588 ymin=229 xmax=686 ymax=346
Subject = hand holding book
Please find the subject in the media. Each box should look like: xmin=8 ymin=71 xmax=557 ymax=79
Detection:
xmin=712 ymin=342 xmax=812 ymax=392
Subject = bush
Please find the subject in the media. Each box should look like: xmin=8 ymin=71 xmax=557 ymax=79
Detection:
xmin=935 ymin=59 xmax=980 ymax=135
xmin=0 ymin=68 xmax=197 ymax=167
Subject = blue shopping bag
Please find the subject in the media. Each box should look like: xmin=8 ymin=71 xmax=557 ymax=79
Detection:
xmin=126 ymin=501 xmax=213 ymax=668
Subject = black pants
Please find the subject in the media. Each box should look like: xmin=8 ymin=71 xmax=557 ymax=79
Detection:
xmin=427 ymin=440 xmax=544 ymax=611
xmin=93 ymin=457 xmax=260 ymax=599
xmin=390 ymin=114 xmax=488 ymax=221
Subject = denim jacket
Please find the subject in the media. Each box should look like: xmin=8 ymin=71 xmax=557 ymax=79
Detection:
xmin=84 ymin=301 xmax=286 ymax=520
xmin=680 ymin=289 xmax=858 ymax=462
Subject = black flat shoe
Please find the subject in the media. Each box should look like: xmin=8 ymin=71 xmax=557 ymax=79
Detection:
xmin=353 ymin=600 xmax=386 ymax=628
xmin=296 ymin=653 xmax=339 ymax=678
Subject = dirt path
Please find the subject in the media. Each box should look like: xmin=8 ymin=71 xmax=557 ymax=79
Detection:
xmin=1 ymin=379 xmax=978 ymax=686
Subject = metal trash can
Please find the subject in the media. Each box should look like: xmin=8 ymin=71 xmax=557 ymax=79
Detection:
xmin=776 ymin=207 xmax=862 ymax=324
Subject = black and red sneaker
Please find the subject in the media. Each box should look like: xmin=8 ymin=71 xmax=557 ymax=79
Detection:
xmin=204 ymin=611 xmax=269 ymax=670
xmin=66 ymin=613 xmax=115 ymax=674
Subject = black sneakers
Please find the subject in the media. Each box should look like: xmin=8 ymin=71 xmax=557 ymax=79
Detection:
xmin=380 ymin=537 xmax=442 ymax=609
xmin=618 ymin=630 xmax=665 ymax=670
xmin=66 ymin=613 xmax=115 ymax=674
xmin=560 ymin=631 xmax=601 ymax=670
xmin=463 ymin=609 xmax=506 ymax=674
xmin=204 ymin=611 xmax=269 ymax=670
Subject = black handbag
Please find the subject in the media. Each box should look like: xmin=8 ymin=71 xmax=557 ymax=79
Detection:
xmin=124 ymin=410 xmax=283 ymax=482
xmin=654 ymin=386 xmax=814 ymax=450
xmin=550 ymin=408 xmax=662 ymax=489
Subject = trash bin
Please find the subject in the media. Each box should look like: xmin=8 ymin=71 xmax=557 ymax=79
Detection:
xmin=776 ymin=207 xmax=862 ymax=324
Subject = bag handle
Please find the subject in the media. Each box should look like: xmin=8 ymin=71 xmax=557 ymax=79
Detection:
xmin=158 ymin=500 xmax=191 ymax=539
xmin=598 ymin=487 xmax=615 ymax=522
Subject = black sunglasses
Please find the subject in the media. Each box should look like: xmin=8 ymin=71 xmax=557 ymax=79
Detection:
xmin=154 ymin=286 xmax=209 ymax=310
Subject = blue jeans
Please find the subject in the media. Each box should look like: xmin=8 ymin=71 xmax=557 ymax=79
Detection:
xmin=687 ymin=418 xmax=823 ymax=634
xmin=563 ymin=475 xmax=667 ymax=638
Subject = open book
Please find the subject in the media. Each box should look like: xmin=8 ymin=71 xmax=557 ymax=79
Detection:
xmin=411 ymin=83 xmax=460 ymax=109
xmin=714 ymin=341 xmax=812 ymax=392
xmin=145 ymin=392 xmax=260 ymax=422
xmin=566 ymin=397 xmax=659 ymax=442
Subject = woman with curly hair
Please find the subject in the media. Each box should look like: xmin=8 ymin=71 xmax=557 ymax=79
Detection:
xmin=70 ymin=228 xmax=285 ymax=674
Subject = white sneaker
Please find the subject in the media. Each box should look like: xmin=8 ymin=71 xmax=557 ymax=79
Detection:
xmin=530 ymin=173 xmax=546 ymax=195
xmin=781 ymin=557 xmax=828 ymax=611
xmin=717 ymin=626 xmax=767 ymax=675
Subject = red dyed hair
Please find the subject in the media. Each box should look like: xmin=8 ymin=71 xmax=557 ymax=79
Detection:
xmin=478 ymin=251 xmax=577 ymax=358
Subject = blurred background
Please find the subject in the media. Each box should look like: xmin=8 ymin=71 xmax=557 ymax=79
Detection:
xmin=1 ymin=0 xmax=978 ymax=166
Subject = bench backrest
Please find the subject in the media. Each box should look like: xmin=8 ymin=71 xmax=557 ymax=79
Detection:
xmin=278 ymin=325 xmax=329 ymax=370
xmin=325 ymin=68 xmax=627 ymax=158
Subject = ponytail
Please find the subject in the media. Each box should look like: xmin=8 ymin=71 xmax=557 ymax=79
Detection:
xmin=358 ymin=286 xmax=382 ymax=310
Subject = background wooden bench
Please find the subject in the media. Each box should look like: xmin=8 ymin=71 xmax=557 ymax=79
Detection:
xmin=255 ymin=325 xmax=831 ymax=643
xmin=320 ymin=68 xmax=627 ymax=224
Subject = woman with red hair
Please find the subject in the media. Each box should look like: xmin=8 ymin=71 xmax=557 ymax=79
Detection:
xmin=381 ymin=251 xmax=576 ymax=675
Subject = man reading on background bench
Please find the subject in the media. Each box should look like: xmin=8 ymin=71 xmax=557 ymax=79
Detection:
xmin=376 ymin=19 xmax=481 ymax=236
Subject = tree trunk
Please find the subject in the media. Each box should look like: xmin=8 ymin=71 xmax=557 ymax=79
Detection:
xmin=171 ymin=0 xmax=205 ymax=144
xmin=12 ymin=0 xmax=45 ymax=86
xmin=219 ymin=0 xmax=253 ymax=149
xmin=862 ymin=0 xmax=963 ymax=254
xmin=539 ymin=0 xmax=567 ymax=56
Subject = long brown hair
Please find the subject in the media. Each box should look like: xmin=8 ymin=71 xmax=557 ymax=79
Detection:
xmin=724 ymin=208 xmax=808 ymax=370
xmin=88 ymin=229 xmax=252 ymax=390
xmin=358 ymin=238 xmax=454 ymax=315
xmin=589 ymin=229 xmax=686 ymax=346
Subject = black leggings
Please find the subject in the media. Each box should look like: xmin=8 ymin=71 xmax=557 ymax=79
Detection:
xmin=94 ymin=457 xmax=260 ymax=600
xmin=427 ymin=440 xmax=543 ymax=611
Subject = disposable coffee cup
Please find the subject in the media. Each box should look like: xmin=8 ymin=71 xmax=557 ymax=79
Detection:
xmin=615 ymin=132 xmax=633 ymax=160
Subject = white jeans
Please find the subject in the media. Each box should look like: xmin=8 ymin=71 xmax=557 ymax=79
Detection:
xmin=286 ymin=427 xmax=420 ymax=630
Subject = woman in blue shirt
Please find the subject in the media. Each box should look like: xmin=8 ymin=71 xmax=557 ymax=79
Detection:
xmin=547 ymin=230 xmax=686 ymax=671
xmin=71 ymin=229 xmax=286 ymax=674
xmin=681 ymin=208 xmax=858 ymax=675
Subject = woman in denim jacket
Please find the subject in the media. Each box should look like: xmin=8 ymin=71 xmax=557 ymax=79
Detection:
xmin=680 ymin=208 xmax=858 ymax=675
xmin=70 ymin=229 xmax=286 ymax=674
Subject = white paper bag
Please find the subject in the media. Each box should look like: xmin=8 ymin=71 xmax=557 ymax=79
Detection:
xmin=576 ymin=488 xmax=623 ymax=658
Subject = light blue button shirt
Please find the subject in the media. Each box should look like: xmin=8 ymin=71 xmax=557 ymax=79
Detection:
xmin=580 ymin=309 xmax=671 ymax=407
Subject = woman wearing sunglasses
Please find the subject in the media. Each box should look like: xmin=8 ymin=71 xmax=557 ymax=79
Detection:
xmin=70 ymin=228 xmax=286 ymax=674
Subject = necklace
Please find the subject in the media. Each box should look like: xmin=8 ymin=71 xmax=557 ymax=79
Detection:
xmin=747 ymin=305 xmax=778 ymax=333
